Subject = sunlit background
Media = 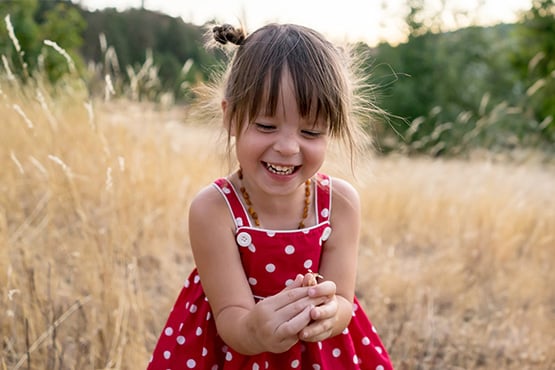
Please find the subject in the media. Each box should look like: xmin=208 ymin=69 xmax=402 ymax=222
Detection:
xmin=79 ymin=0 xmax=532 ymax=45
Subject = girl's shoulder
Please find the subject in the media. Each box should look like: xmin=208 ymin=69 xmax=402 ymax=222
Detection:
xmin=188 ymin=180 xmax=234 ymax=228
xmin=324 ymin=175 xmax=361 ymax=229
xmin=327 ymin=176 xmax=360 ymax=209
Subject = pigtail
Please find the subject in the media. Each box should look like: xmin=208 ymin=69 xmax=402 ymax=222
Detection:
xmin=212 ymin=24 xmax=246 ymax=46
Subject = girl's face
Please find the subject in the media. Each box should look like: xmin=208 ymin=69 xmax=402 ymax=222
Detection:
xmin=230 ymin=71 xmax=329 ymax=197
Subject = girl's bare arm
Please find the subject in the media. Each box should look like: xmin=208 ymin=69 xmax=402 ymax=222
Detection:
xmin=188 ymin=186 xmax=327 ymax=354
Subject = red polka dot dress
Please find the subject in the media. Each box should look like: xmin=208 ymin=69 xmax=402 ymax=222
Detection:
xmin=147 ymin=173 xmax=394 ymax=370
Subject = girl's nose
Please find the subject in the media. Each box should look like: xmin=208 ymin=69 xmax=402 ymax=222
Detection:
xmin=273 ymin=132 xmax=300 ymax=155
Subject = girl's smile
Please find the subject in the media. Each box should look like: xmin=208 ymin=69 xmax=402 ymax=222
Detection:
xmin=263 ymin=162 xmax=298 ymax=176
xmin=231 ymin=69 xmax=329 ymax=200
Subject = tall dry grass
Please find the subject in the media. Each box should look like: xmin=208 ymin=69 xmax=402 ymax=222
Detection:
xmin=1 ymin=81 xmax=554 ymax=370
xmin=0 ymin=79 xmax=220 ymax=368
xmin=354 ymin=157 xmax=555 ymax=369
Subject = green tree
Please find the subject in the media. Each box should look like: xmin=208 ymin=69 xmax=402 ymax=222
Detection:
xmin=0 ymin=0 xmax=41 ymax=80
xmin=0 ymin=0 xmax=86 ymax=82
xmin=80 ymin=8 xmax=220 ymax=101
xmin=41 ymin=2 xmax=87 ymax=81
xmin=512 ymin=0 xmax=555 ymax=137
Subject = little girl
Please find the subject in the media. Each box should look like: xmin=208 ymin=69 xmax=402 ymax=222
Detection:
xmin=147 ymin=23 xmax=394 ymax=370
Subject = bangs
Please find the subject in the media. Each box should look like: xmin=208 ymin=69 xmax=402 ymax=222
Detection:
xmin=228 ymin=24 xmax=346 ymax=136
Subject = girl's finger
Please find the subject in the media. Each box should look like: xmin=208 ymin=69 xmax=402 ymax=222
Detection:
xmin=302 ymin=272 xmax=317 ymax=287
xmin=284 ymin=274 xmax=304 ymax=290
xmin=308 ymin=280 xmax=336 ymax=297
xmin=310 ymin=298 xmax=338 ymax=320
xmin=276 ymin=304 xmax=313 ymax=338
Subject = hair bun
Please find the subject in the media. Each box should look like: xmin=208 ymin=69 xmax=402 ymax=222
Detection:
xmin=212 ymin=24 xmax=245 ymax=46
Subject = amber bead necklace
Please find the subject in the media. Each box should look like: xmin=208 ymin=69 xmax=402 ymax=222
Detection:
xmin=238 ymin=169 xmax=311 ymax=229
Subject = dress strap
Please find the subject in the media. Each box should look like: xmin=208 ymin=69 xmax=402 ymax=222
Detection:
xmin=212 ymin=178 xmax=252 ymax=228
xmin=314 ymin=173 xmax=332 ymax=223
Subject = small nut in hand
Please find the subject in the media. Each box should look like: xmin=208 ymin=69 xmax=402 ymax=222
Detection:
xmin=303 ymin=269 xmax=324 ymax=287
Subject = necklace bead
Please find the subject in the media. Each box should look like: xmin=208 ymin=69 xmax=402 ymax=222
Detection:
xmin=238 ymin=169 xmax=311 ymax=229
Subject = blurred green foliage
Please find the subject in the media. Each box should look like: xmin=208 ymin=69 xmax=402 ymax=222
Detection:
xmin=367 ymin=0 xmax=554 ymax=156
xmin=0 ymin=0 xmax=553 ymax=157
xmin=0 ymin=0 xmax=86 ymax=82
xmin=80 ymin=8 xmax=219 ymax=101
xmin=511 ymin=0 xmax=555 ymax=136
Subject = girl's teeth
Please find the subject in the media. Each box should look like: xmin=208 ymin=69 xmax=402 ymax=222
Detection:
xmin=266 ymin=163 xmax=294 ymax=175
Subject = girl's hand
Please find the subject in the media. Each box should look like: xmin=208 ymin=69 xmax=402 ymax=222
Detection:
xmin=246 ymin=274 xmax=328 ymax=353
xmin=298 ymin=280 xmax=339 ymax=342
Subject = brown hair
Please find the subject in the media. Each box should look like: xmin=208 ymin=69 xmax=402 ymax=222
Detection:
xmin=207 ymin=23 xmax=378 ymax=164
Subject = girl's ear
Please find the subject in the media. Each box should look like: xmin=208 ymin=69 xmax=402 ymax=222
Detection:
xmin=221 ymin=99 xmax=237 ymax=137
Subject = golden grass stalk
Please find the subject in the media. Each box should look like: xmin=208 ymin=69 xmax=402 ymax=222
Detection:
xmin=1 ymin=74 xmax=553 ymax=369
xmin=43 ymin=40 xmax=76 ymax=75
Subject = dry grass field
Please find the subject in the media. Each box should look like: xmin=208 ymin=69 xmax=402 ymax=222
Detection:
xmin=1 ymin=83 xmax=554 ymax=369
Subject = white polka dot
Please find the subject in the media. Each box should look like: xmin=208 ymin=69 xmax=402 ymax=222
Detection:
xmin=372 ymin=325 xmax=378 ymax=333
xmin=266 ymin=231 xmax=275 ymax=237
xmin=177 ymin=336 xmax=186 ymax=345
xmin=353 ymin=355 xmax=359 ymax=364
xmin=362 ymin=336 xmax=371 ymax=345
xmin=285 ymin=245 xmax=295 ymax=254
xmin=248 ymin=244 xmax=256 ymax=253
xmin=179 ymin=322 xmax=184 ymax=331
xmin=321 ymin=208 xmax=329 ymax=218
xmin=184 ymin=279 xmax=190 ymax=288
xmin=321 ymin=179 xmax=330 ymax=186
xmin=196 ymin=327 xmax=203 ymax=336
xmin=291 ymin=359 xmax=300 ymax=368
xmin=194 ymin=275 xmax=200 ymax=284
xmin=265 ymin=361 xmax=269 ymax=369
xmin=342 ymin=328 xmax=349 ymax=335
xmin=211 ymin=366 xmax=218 ymax=370
xmin=164 ymin=327 xmax=173 ymax=336
xmin=163 ymin=350 xmax=171 ymax=359
xmin=376 ymin=366 xmax=385 ymax=370
xmin=332 ymin=348 xmax=341 ymax=357
xmin=222 ymin=345 xmax=228 ymax=353
xmin=186 ymin=359 xmax=196 ymax=368
xmin=206 ymin=312 xmax=211 ymax=320
xmin=149 ymin=355 xmax=153 ymax=363
xmin=202 ymin=347 xmax=208 ymax=356
xmin=265 ymin=263 xmax=276 ymax=273
xmin=235 ymin=217 xmax=244 ymax=227
xmin=375 ymin=346 xmax=383 ymax=354
xmin=185 ymin=302 xmax=190 ymax=310
xmin=190 ymin=304 xmax=198 ymax=313
xmin=223 ymin=187 xmax=231 ymax=194
xmin=304 ymin=259 xmax=313 ymax=269
xmin=225 ymin=352 xmax=233 ymax=361
xmin=252 ymin=363 xmax=260 ymax=370
xmin=285 ymin=279 xmax=294 ymax=286
xmin=312 ymin=365 xmax=321 ymax=370
xmin=317 ymin=342 xmax=323 ymax=350
xmin=249 ymin=277 xmax=258 ymax=285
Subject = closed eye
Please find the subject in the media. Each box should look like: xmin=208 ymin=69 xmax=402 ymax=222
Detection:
xmin=301 ymin=129 xmax=324 ymax=138
xmin=255 ymin=123 xmax=276 ymax=132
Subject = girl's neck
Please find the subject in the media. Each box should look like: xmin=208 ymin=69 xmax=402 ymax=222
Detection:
xmin=234 ymin=171 xmax=312 ymax=229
